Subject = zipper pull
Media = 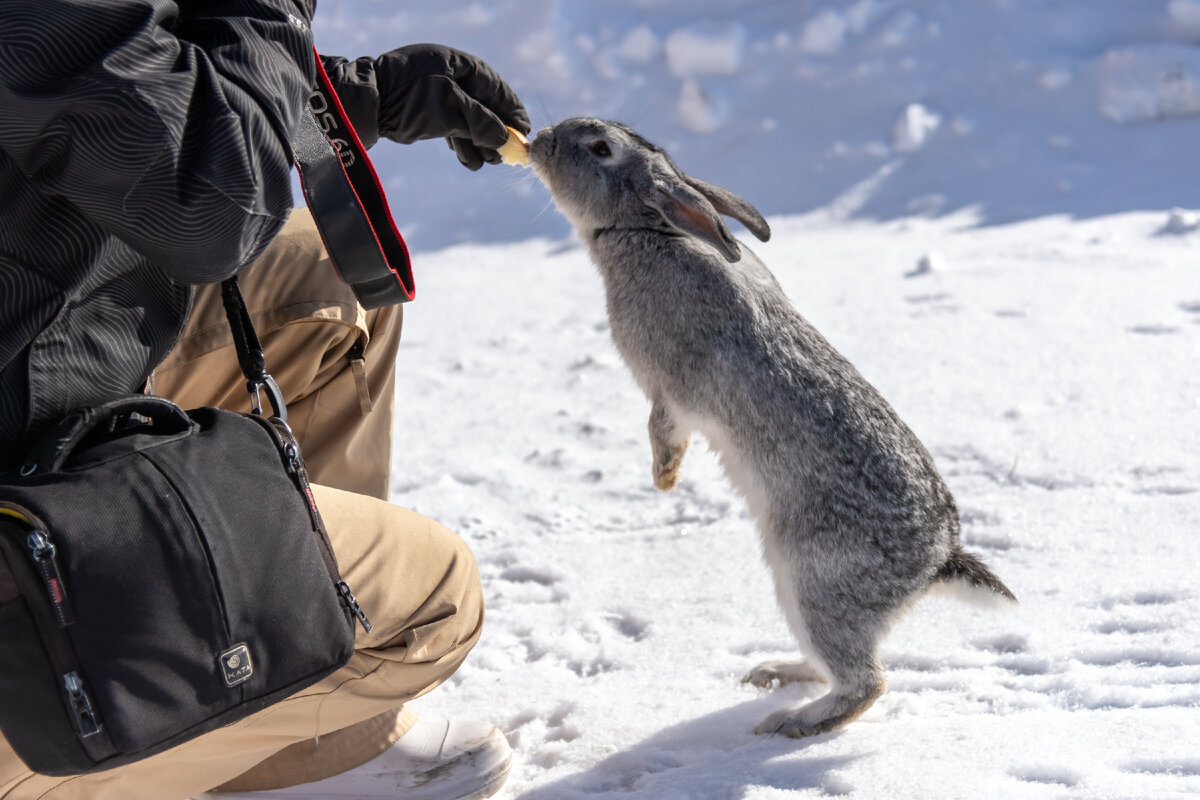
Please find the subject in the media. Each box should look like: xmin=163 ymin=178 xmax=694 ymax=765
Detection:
xmin=336 ymin=580 xmax=373 ymax=633
xmin=28 ymin=530 xmax=74 ymax=627
xmin=281 ymin=440 xmax=321 ymax=523
xmin=282 ymin=441 xmax=302 ymax=476
xmin=63 ymin=671 xmax=101 ymax=738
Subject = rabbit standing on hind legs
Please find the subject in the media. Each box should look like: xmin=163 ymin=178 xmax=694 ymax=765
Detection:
xmin=529 ymin=118 xmax=1016 ymax=738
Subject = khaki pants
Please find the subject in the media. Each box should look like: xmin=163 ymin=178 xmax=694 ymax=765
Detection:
xmin=0 ymin=210 xmax=483 ymax=800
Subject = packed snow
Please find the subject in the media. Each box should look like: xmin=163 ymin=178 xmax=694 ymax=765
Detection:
xmin=305 ymin=2 xmax=1199 ymax=798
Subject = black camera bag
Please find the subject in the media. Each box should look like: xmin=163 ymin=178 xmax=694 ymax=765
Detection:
xmin=0 ymin=278 xmax=369 ymax=776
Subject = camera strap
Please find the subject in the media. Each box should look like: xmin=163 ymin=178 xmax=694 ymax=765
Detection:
xmin=291 ymin=47 xmax=415 ymax=310
xmin=219 ymin=276 xmax=286 ymax=422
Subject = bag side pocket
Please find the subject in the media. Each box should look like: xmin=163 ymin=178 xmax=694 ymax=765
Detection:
xmin=57 ymin=459 xmax=232 ymax=756
xmin=0 ymin=547 xmax=93 ymax=775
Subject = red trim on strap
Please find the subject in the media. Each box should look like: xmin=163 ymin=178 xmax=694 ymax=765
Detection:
xmin=311 ymin=47 xmax=414 ymax=301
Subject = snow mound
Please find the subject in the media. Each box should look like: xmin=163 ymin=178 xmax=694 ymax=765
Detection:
xmin=1158 ymin=206 xmax=1200 ymax=234
xmin=906 ymin=250 xmax=949 ymax=277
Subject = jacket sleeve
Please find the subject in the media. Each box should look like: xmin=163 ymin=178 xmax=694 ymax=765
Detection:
xmin=319 ymin=54 xmax=384 ymax=150
xmin=0 ymin=0 xmax=315 ymax=284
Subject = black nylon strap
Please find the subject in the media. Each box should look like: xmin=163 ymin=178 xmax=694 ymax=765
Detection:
xmin=220 ymin=278 xmax=263 ymax=379
xmin=220 ymin=277 xmax=286 ymax=422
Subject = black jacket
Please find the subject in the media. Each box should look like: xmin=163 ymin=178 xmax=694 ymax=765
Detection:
xmin=0 ymin=1 xmax=390 ymax=470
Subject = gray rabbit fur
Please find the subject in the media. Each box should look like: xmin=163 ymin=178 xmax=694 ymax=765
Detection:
xmin=529 ymin=118 xmax=1015 ymax=738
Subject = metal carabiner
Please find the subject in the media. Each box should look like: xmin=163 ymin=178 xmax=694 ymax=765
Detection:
xmin=246 ymin=374 xmax=287 ymax=423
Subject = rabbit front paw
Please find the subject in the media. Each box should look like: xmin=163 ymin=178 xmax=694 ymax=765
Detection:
xmin=652 ymin=439 xmax=689 ymax=491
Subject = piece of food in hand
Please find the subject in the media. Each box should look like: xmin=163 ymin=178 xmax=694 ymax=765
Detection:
xmin=497 ymin=126 xmax=531 ymax=165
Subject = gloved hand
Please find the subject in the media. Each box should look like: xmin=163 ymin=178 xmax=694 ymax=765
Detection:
xmin=373 ymin=44 xmax=530 ymax=170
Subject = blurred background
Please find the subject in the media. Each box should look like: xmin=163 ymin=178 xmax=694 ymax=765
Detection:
xmin=312 ymin=0 xmax=1200 ymax=250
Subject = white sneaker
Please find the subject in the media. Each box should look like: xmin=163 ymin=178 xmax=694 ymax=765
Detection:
xmin=200 ymin=717 xmax=512 ymax=800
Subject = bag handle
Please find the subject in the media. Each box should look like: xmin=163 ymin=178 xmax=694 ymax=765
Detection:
xmin=18 ymin=282 xmax=281 ymax=476
xmin=24 ymin=396 xmax=195 ymax=475
xmin=15 ymin=279 xmax=278 ymax=477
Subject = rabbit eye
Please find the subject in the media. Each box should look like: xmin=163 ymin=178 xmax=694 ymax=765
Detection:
xmin=588 ymin=140 xmax=613 ymax=158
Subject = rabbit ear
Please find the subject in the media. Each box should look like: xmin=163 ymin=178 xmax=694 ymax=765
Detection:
xmin=648 ymin=179 xmax=742 ymax=262
xmin=684 ymin=176 xmax=771 ymax=243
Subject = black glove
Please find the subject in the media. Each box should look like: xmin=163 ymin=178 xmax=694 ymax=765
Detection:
xmin=374 ymin=44 xmax=530 ymax=170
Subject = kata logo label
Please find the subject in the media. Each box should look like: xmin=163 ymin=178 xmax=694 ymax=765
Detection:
xmin=219 ymin=643 xmax=254 ymax=688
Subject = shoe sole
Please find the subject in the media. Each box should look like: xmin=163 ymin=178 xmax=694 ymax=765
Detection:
xmin=458 ymin=749 xmax=513 ymax=800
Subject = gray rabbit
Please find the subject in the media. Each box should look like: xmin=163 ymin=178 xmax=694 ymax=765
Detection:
xmin=529 ymin=118 xmax=1016 ymax=738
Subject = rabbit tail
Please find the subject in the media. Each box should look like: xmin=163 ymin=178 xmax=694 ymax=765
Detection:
xmin=930 ymin=549 xmax=1017 ymax=608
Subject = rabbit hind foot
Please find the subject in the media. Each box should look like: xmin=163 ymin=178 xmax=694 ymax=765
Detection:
xmin=754 ymin=675 xmax=885 ymax=738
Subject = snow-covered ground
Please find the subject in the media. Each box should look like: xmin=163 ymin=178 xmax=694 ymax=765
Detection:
xmin=393 ymin=211 xmax=1200 ymax=800
xmin=310 ymin=3 xmax=1200 ymax=798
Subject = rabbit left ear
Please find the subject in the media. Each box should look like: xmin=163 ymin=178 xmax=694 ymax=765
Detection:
xmin=684 ymin=176 xmax=771 ymax=243
xmin=647 ymin=179 xmax=742 ymax=262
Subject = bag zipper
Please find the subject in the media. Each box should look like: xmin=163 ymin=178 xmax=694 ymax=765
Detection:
xmin=27 ymin=528 xmax=75 ymax=627
xmin=281 ymin=439 xmax=322 ymax=531
xmin=2 ymin=505 xmax=75 ymax=628
xmin=64 ymin=671 xmax=101 ymax=738
xmin=0 ymin=503 xmax=107 ymax=744
xmin=250 ymin=416 xmax=373 ymax=634
xmin=335 ymin=580 xmax=371 ymax=633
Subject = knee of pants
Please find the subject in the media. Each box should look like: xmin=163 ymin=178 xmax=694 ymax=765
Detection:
xmin=312 ymin=484 xmax=485 ymax=671
xmin=391 ymin=530 xmax=485 ymax=668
